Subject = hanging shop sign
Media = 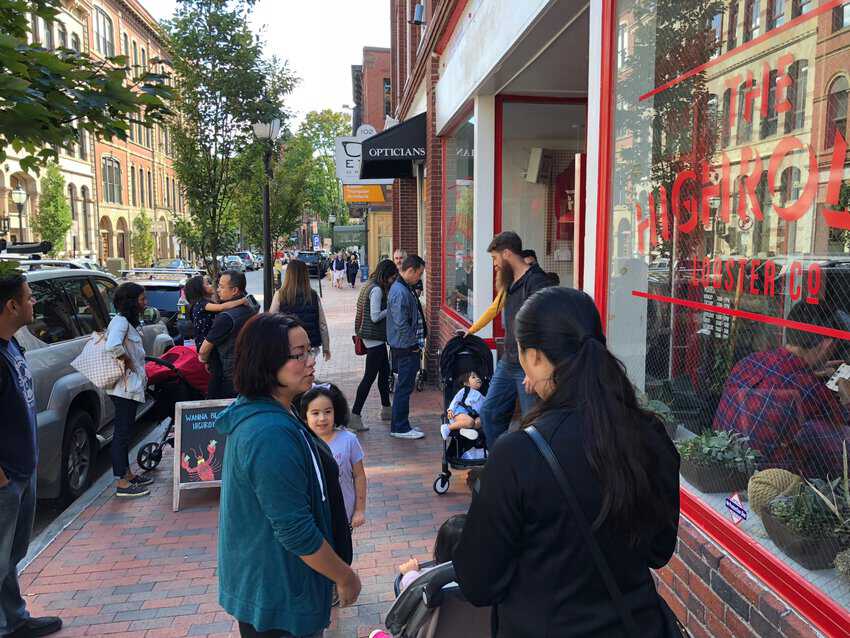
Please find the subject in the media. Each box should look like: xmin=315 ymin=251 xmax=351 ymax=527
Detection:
xmin=343 ymin=184 xmax=386 ymax=204
xmin=359 ymin=113 xmax=427 ymax=179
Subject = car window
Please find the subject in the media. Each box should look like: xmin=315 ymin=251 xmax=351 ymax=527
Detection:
xmin=94 ymin=278 xmax=117 ymax=319
xmin=142 ymin=286 xmax=181 ymax=311
xmin=56 ymin=277 xmax=106 ymax=334
xmin=26 ymin=281 xmax=81 ymax=344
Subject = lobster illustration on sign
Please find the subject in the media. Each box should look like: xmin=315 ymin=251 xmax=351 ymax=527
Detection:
xmin=181 ymin=440 xmax=220 ymax=482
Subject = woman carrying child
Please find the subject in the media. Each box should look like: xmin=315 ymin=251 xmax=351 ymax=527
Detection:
xmin=184 ymin=275 xmax=249 ymax=351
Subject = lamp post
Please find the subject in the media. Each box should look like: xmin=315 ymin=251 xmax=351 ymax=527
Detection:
xmin=11 ymin=186 xmax=27 ymax=243
xmin=252 ymin=117 xmax=281 ymax=312
xmin=328 ymin=213 xmax=336 ymax=251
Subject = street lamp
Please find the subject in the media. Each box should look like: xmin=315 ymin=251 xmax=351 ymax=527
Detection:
xmin=252 ymin=117 xmax=281 ymax=312
xmin=11 ymin=186 xmax=27 ymax=242
xmin=328 ymin=213 xmax=336 ymax=250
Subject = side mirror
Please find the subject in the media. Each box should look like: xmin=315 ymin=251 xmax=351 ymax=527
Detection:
xmin=142 ymin=307 xmax=161 ymax=325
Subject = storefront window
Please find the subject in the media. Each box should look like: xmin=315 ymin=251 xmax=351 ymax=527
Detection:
xmin=499 ymin=100 xmax=586 ymax=289
xmin=609 ymin=0 xmax=850 ymax=616
xmin=444 ymin=115 xmax=474 ymax=320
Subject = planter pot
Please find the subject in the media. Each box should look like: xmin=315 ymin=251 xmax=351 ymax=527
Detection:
xmin=761 ymin=510 xmax=846 ymax=571
xmin=679 ymin=458 xmax=751 ymax=493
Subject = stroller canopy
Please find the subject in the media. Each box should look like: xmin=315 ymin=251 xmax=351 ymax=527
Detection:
xmin=439 ymin=334 xmax=493 ymax=385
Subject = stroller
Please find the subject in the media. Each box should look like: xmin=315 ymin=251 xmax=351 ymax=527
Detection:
xmin=433 ymin=335 xmax=493 ymax=495
xmin=383 ymin=561 xmax=491 ymax=638
xmin=136 ymin=346 xmax=210 ymax=471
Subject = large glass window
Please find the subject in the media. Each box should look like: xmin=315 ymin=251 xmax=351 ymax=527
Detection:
xmin=93 ymin=7 xmax=114 ymax=57
xmin=609 ymin=0 xmax=849 ymax=619
xmin=443 ymin=115 xmax=474 ymax=320
xmin=101 ymin=157 xmax=122 ymax=204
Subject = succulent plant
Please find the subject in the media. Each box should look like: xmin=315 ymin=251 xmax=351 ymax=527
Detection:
xmin=676 ymin=430 xmax=761 ymax=475
xmin=835 ymin=548 xmax=850 ymax=579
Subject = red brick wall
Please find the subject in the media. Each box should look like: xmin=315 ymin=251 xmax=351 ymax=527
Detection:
xmin=361 ymin=47 xmax=390 ymax=131
xmin=657 ymin=519 xmax=821 ymax=638
xmin=424 ymin=54 xmax=444 ymax=377
xmin=390 ymin=0 xmax=408 ymax=112
xmin=393 ymin=178 xmax=418 ymax=254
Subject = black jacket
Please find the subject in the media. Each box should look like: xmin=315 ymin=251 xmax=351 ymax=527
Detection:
xmin=279 ymin=291 xmax=322 ymax=347
xmin=502 ymin=264 xmax=552 ymax=363
xmin=454 ymin=408 xmax=680 ymax=638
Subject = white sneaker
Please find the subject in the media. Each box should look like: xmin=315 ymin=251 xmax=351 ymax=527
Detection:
xmin=390 ymin=429 xmax=425 ymax=440
xmin=440 ymin=423 xmax=451 ymax=440
xmin=459 ymin=428 xmax=479 ymax=441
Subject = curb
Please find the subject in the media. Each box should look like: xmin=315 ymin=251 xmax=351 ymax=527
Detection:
xmin=19 ymin=418 xmax=170 ymax=574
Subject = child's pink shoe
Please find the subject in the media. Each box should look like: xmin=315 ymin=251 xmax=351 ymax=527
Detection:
xmin=368 ymin=631 xmax=391 ymax=638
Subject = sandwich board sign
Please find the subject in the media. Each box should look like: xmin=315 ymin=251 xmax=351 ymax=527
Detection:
xmin=173 ymin=399 xmax=233 ymax=512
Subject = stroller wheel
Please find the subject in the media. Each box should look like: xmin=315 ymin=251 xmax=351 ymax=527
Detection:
xmin=433 ymin=475 xmax=450 ymax=495
xmin=137 ymin=442 xmax=163 ymax=470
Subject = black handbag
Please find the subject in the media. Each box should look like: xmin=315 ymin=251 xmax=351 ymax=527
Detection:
xmin=524 ymin=426 xmax=688 ymax=638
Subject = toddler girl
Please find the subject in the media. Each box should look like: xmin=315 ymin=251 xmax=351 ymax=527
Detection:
xmin=300 ymin=383 xmax=367 ymax=528
xmin=441 ymin=371 xmax=486 ymax=441
xmin=184 ymin=275 xmax=249 ymax=350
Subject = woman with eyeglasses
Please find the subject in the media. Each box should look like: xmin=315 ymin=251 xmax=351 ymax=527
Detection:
xmin=183 ymin=275 xmax=249 ymax=350
xmin=270 ymin=260 xmax=331 ymax=362
xmin=217 ymin=314 xmax=360 ymax=638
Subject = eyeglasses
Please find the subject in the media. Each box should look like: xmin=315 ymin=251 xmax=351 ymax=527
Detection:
xmin=288 ymin=347 xmax=320 ymax=363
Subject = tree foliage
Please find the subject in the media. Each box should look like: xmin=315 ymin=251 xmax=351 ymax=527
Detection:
xmin=166 ymin=0 xmax=296 ymax=275
xmin=0 ymin=0 xmax=171 ymax=172
xmin=31 ymin=163 xmax=71 ymax=255
xmin=131 ymin=211 xmax=155 ymax=267
xmin=299 ymin=110 xmax=350 ymax=224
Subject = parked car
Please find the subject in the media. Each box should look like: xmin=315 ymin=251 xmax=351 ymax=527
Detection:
xmin=235 ymin=251 xmax=257 ymax=271
xmin=156 ymin=258 xmax=193 ymax=270
xmin=223 ymin=255 xmax=246 ymax=272
xmin=296 ymin=251 xmax=327 ymax=278
xmin=13 ymin=268 xmax=173 ymax=501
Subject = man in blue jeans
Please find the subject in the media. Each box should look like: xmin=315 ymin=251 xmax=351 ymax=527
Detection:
xmin=480 ymin=232 xmax=553 ymax=444
xmin=0 ymin=272 xmax=62 ymax=638
xmin=387 ymin=255 xmax=427 ymax=440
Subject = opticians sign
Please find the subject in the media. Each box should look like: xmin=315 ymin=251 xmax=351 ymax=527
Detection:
xmin=334 ymin=125 xmax=393 ymax=186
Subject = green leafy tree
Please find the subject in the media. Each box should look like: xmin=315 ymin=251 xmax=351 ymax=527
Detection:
xmin=299 ymin=110 xmax=350 ymax=223
xmin=167 ymin=0 xmax=296 ymax=275
xmin=0 ymin=0 xmax=171 ymax=172
xmin=31 ymin=163 xmax=71 ymax=255
xmin=131 ymin=211 xmax=155 ymax=267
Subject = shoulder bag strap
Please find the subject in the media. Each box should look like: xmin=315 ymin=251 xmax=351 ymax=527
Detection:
xmin=524 ymin=426 xmax=641 ymax=638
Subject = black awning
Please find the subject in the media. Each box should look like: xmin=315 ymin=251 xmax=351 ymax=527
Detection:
xmin=359 ymin=113 xmax=426 ymax=179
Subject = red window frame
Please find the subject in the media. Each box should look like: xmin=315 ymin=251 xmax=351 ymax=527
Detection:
xmin=595 ymin=2 xmax=850 ymax=636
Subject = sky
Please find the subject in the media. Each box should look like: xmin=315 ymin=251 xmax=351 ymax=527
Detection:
xmin=142 ymin=0 xmax=391 ymax=126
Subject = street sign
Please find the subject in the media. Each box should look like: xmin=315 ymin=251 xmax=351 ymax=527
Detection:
xmin=172 ymin=399 xmax=233 ymax=512
xmin=312 ymin=234 xmax=321 ymax=251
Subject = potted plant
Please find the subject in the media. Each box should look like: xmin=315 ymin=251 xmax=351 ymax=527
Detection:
xmin=676 ymin=430 xmax=760 ymax=493
xmin=835 ymin=548 xmax=850 ymax=582
xmin=636 ymin=390 xmax=678 ymax=440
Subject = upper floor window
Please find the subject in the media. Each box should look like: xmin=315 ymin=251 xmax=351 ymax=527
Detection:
xmin=727 ymin=1 xmax=739 ymax=50
xmin=93 ymin=8 xmax=114 ymax=57
xmin=122 ymin=33 xmax=129 ymax=57
xmin=132 ymin=41 xmax=138 ymax=68
xmin=767 ymin=0 xmax=784 ymax=30
xmin=617 ymin=23 xmax=629 ymax=67
xmin=57 ymin=22 xmax=67 ymax=48
xmin=834 ymin=2 xmax=850 ymax=32
xmin=141 ymin=47 xmax=147 ymax=71
xmin=721 ymin=88 xmax=733 ymax=147
xmin=79 ymin=127 xmax=87 ymax=160
xmin=709 ymin=11 xmax=722 ymax=52
xmin=737 ymin=79 xmax=756 ymax=144
xmin=784 ymin=59 xmax=808 ymax=133
xmin=130 ymin=167 xmax=137 ymax=207
xmin=30 ymin=14 xmax=40 ymax=44
xmin=743 ymin=0 xmax=760 ymax=43
xmin=792 ymin=0 xmax=812 ymax=18
xmin=760 ymin=69 xmax=779 ymax=139
xmin=43 ymin=20 xmax=54 ymax=50
xmin=70 ymin=33 xmax=80 ymax=52
xmin=101 ymin=157 xmax=122 ymax=204
xmin=826 ymin=76 xmax=849 ymax=148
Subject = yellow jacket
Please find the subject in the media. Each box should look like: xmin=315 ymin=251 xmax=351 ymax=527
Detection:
xmin=467 ymin=289 xmax=506 ymax=336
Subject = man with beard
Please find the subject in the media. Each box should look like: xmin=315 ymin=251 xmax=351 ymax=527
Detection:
xmin=480 ymin=231 xmax=552 ymax=444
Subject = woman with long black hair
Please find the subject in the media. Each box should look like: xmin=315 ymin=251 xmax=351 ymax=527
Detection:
xmin=105 ymin=282 xmax=153 ymax=498
xmin=454 ymin=287 xmax=680 ymax=637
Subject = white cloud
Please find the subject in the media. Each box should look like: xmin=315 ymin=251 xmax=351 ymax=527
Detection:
xmin=141 ymin=0 xmax=391 ymax=127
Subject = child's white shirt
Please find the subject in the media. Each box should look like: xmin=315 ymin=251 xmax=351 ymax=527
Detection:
xmin=448 ymin=387 xmax=485 ymax=416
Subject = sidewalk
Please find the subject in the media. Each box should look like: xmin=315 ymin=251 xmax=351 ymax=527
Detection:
xmin=21 ymin=283 xmax=471 ymax=638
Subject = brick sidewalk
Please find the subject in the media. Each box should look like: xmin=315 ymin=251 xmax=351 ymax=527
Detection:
xmin=21 ymin=284 xmax=472 ymax=637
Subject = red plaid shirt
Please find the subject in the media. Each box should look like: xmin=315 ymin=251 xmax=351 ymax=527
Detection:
xmin=713 ymin=348 xmax=848 ymax=478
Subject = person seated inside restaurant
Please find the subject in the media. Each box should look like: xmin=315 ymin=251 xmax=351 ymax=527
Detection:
xmin=713 ymin=301 xmax=850 ymax=479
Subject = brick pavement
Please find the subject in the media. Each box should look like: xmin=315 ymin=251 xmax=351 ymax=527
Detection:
xmin=21 ymin=283 xmax=472 ymax=638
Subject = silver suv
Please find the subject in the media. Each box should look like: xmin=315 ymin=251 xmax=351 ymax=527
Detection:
xmin=13 ymin=268 xmax=173 ymax=501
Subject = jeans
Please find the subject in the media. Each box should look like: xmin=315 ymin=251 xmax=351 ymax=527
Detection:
xmin=391 ymin=350 xmax=419 ymax=433
xmin=238 ymin=622 xmax=323 ymax=638
xmin=111 ymin=396 xmax=139 ymax=479
xmin=0 ymin=473 xmax=36 ymax=635
xmin=352 ymin=344 xmax=391 ymax=415
xmin=480 ymin=360 xmax=537 ymax=444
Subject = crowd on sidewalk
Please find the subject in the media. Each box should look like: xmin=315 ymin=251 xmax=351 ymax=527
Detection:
xmin=1 ymin=231 xmax=684 ymax=638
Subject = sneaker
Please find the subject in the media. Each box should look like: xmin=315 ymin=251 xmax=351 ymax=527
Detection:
xmin=349 ymin=413 xmax=369 ymax=432
xmin=459 ymin=428 xmax=479 ymax=441
xmin=369 ymin=631 xmax=391 ymax=638
xmin=390 ymin=429 xmax=425 ymax=440
xmin=130 ymin=474 xmax=154 ymax=487
xmin=381 ymin=406 xmax=392 ymax=421
xmin=116 ymin=483 xmax=150 ymax=498
xmin=440 ymin=423 xmax=451 ymax=440
xmin=9 ymin=616 xmax=62 ymax=637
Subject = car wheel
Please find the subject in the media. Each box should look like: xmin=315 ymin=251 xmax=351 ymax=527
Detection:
xmin=61 ymin=411 xmax=96 ymax=502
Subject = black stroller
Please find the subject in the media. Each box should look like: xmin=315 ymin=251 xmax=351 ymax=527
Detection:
xmin=433 ymin=335 xmax=493 ymax=495
xmin=384 ymin=562 xmax=491 ymax=638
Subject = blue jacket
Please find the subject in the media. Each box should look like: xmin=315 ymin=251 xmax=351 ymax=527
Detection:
xmin=216 ymin=397 xmax=333 ymax=635
xmin=387 ymin=279 xmax=421 ymax=349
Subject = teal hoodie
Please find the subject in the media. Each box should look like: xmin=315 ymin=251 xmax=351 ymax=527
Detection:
xmin=216 ymin=396 xmax=333 ymax=635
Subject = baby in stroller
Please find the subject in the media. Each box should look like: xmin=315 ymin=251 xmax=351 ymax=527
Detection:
xmin=371 ymin=514 xmax=491 ymax=638
xmin=440 ymin=371 xmax=485 ymax=442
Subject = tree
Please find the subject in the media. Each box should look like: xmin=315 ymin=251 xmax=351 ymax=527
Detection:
xmin=299 ymin=110 xmax=351 ymax=224
xmin=0 ymin=0 xmax=171 ymax=172
xmin=167 ymin=0 xmax=296 ymax=275
xmin=31 ymin=163 xmax=71 ymax=255
xmin=131 ymin=211 xmax=155 ymax=267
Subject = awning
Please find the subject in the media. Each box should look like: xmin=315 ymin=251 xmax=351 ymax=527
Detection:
xmin=359 ymin=113 xmax=426 ymax=179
